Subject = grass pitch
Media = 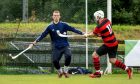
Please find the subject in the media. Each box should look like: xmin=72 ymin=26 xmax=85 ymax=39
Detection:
xmin=0 ymin=74 xmax=140 ymax=84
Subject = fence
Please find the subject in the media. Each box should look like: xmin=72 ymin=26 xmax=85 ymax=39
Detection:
xmin=0 ymin=37 xmax=124 ymax=74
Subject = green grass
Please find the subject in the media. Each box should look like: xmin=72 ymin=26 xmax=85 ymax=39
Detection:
xmin=0 ymin=22 xmax=140 ymax=39
xmin=0 ymin=74 xmax=140 ymax=84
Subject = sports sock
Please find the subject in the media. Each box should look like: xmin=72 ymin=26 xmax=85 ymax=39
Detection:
xmin=93 ymin=57 xmax=100 ymax=71
xmin=57 ymin=68 xmax=63 ymax=73
xmin=63 ymin=65 xmax=69 ymax=73
xmin=114 ymin=60 xmax=127 ymax=70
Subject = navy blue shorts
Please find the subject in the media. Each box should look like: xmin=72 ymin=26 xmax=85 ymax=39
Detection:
xmin=52 ymin=46 xmax=72 ymax=62
xmin=96 ymin=44 xmax=118 ymax=58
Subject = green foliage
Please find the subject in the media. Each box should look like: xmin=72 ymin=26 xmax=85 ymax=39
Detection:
xmin=0 ymin=22 xmax=140 ymax=40
xmin=0 ymin=0 xmax=22 ymax=22
xmin=0 ymin=0 xmax=139 ymax=24
xmin=113 ymin=9 xmax=134 ymax=24
xmin=112 ymin=0 xmax=140 ymax=24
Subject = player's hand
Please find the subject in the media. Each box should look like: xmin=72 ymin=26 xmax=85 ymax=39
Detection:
xmin=29 ymin=41 xmax=36 ymax=48
xmin=83 ymin=33 xmax=88 ymax=38
xmin=84 ymin=32 xmax=93 ymax=37
xmin=29 ymin=44 xmax=34 ymax=48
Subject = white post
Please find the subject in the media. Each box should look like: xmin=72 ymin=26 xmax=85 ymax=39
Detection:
xmin=85 ymin=0 xmax=88 ymax=69
xmin=106 ymin=0 xmax=112 ymax=74
xmin=107 ymin=0 xmax=112 ymax=22
xmin=23 ymin=0 xmax=28 ymax=22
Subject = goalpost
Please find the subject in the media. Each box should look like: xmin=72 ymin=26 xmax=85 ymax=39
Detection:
xmin=85 ymin=0 xmax=88 ymax=69
xmin=85 ymin=0 xmax=112 ymax=74
xmin=105 ymin=0 xmax=112 ymax=74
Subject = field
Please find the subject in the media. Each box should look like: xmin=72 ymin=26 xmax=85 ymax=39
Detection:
xmin=0 ymin=74 xmax=140 ymax=84
xmin=0 ymin=23 xmax=140 ymax=84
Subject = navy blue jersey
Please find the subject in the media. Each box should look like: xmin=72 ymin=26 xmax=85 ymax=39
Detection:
xmin=35 ymin=21 xmax=83 ymax=48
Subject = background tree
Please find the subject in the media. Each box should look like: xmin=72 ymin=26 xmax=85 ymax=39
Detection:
xmin=0 ymin=0 xmax=139 ymax=24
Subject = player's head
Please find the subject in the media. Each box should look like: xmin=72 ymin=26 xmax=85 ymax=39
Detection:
xmin=52 ymin=10 xmax=61 ymax=23
xmin=94 ymin=10 xmax=104 ymax=23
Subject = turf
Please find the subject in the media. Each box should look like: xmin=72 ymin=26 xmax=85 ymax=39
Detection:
xmin=0 ymin=74 xmax=140 ymax=84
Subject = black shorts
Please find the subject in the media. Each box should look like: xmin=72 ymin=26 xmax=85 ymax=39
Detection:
xmin=52 ymin=46 xmax=72 ymax=61
xmin=96 ymin=44 xmax=118 ymax=58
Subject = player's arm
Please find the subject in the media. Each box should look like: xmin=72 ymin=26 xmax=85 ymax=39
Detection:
xmin=93 ymin=26 xmax=101 ymax=37
xmin=65 ymin=23 xmax=84 ymax=35
xmin=35 ymin=27 xmax=50 ymax=42
xmin=85 ymin=27 xmax=101 ymax=38
xmin=29 ymin=26 xmax=50 ymax=48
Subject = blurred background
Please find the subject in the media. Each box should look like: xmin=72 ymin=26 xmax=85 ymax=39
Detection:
xmin=0 ymin=0 xmax=139 ymax=24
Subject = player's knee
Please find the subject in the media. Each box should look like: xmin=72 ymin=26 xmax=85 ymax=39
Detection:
xmin=65 ymin=54 xmax=71 ymax=58
xmin=92 ymin=52 xmax=99 ymax=58
xmin=53 ymin=59 xmax=59 ymax=64
xmin=109 ymin=58 xmax=116 ymax=64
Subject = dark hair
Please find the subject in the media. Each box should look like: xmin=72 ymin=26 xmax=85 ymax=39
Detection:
xmin=53 ymin=10 xmax=60 ymax=14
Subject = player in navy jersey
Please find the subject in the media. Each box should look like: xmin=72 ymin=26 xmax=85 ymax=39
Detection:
xmin=87 ymin=10 xmax=132 ymax=79
xmin=29 ymin=10 xmax=84 ymax=78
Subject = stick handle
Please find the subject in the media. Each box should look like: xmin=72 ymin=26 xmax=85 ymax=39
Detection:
xmin=57 ymin=30 xmax=85 ymax=38
xmin=12 ymin=46 xmax=31 ymax=59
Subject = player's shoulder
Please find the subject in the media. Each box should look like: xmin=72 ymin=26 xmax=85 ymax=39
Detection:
xmin=103 ymin=18 xmax=110 ymax=23
xmin=47 ymin=22 xmax=55 ymax=28
xmin=97 ymin=18 xmax=110 ymax=28
xmin=60 ymin=21 xmax=69 ymax=25
xmin=43 ymin=22 xmax=53 ymax=30
xmin=48 ymin=22 xmax=54 ymax=26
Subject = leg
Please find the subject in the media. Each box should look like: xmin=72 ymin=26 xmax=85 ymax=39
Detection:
xmin=90 ymin=45 xmax=108 ymax=78
xmin=92 ymin=51 xmax=100 ymax=72
xmin=110 ymin=58 xmax=126 ymax=70
xmin=109 ymin=58 xmax=132 ymax=79
xmin=108 ymin=45 xmax=132 ymax=79
xmin=52 ymin=47 xmax=63 ymax=78
xmin=63 ymin=46 xmax=72 ymax=78
xmin=64 ymin=46 xmax=71 ymax=67
xmin=89 ymin=51 xmax=101 ymax=78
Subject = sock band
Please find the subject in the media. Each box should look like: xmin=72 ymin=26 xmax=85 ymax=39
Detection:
xmin=93 ymin=57 xmax=100 ymax=70
xmin=115 ymin=60 xmax=126 ymax=70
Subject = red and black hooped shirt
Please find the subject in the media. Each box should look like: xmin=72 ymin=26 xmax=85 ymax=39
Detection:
xmin=93 ymin=18 xmax=118 ymax=47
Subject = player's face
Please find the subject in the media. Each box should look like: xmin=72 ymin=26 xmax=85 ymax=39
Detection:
xmin=52 ymin=12 xmax=61 ymax=23
xmin=94 ymin=16 xmax=99 ymax=24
